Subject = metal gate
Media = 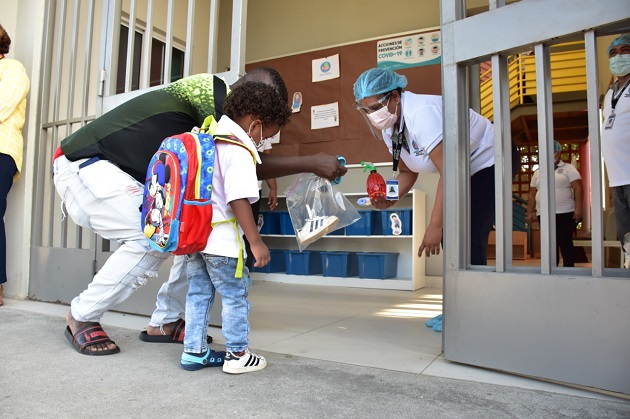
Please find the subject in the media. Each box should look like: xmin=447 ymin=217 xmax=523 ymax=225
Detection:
xmin=441 ymin=0 xmax=630 ymax=394
xmin=30 ymin=0 xmax=245 ymax=315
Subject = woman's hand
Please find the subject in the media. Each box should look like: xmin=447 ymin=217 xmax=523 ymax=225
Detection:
xmin=418 ymin=224 xmax=443 ymax=257
xmin=370 ymin=193 xmax=396 ymax=210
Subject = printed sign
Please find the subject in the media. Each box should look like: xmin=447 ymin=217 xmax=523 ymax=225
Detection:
xmin=377 ymin=30 xmax=441 ymax=70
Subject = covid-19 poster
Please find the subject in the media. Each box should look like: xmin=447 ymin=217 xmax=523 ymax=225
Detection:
xmin=376 ymin=30 xmax=441 ymax=70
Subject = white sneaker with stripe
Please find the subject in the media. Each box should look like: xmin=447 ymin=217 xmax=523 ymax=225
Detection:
xmin=223 ymin=348 xmax=267 ymax=374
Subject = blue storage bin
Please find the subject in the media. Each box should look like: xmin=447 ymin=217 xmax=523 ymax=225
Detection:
xmin=258 ymin=211 xmax=281 ymax=235
xmin=345 ymin=210 xmax=380 ymax=236
xmin=358 ymin=252 xmax=399 ymax=279
xmin=321 ymin=251 xmax=358 ymax=277
xmin=327 ymin=226 xmax=345 ymax=236
xmin=285 ymin=250 xmax=322 ymax=275
xmin=278 ymin=211 xmax=295 ymax=235
xmin=252 ymin=249 xmax=286 ymax=273
xmin=380 ymin=209 xmax=412 ymax=236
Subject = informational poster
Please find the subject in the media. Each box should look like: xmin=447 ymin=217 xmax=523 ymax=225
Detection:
xmin=311 ymin=102 xmax=339 ymax=130
xmin=376 ymin=30 xmax=441 ymax=70
xmin=312 ymin=54 xmax=340 ymax=82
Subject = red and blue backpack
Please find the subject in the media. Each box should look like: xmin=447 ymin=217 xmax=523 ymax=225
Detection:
xmin=141 ymin=130 xmax=254 ymax=255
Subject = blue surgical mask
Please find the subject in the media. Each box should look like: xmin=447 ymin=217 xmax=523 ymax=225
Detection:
xmin=609 ymin=53 xmax=630 ymax=77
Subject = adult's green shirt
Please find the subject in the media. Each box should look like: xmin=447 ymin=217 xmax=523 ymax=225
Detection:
xmin=61 ymin=73 xmax=228 ymax=183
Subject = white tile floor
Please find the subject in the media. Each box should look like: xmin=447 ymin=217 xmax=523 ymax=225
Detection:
xmin=5 ymin=280 xmax=627 ymax=402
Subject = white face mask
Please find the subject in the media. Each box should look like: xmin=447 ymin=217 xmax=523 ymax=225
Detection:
xmin=366 ymin=101 xmax=398 ymax=130
xmin=609 ymin=53 xmax=630 ymax=77
xmin=247 ymin=121 xmax=264 ymax=148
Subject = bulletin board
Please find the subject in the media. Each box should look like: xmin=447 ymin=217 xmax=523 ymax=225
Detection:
xmin=246 ymin=35 xmax=442 ymax=165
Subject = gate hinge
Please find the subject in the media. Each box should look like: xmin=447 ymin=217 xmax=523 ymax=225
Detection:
xmin=97 ymin=69 xmax=107 ymax=97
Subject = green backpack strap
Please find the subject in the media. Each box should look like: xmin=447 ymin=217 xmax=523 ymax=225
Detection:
xmin=200 ymin=115 xmax=218 ymax=135
xmin=211 ymin=217 xmax=245 ymax=278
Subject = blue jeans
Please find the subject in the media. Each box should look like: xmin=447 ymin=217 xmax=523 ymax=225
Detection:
xmin=184 ymin=252 xmax=250 ymax=354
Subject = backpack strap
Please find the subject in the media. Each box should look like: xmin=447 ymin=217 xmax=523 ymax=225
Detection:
xmin=214 ymin=134 xmax=258 ymax=165
xmin=199 ymin=115 xmax=218 ymax=135
xmin=211 ymin=217 xmax=245 ymax=278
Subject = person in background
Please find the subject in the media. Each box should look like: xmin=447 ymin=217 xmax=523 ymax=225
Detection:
xmin=526 ymin=141 xmax=583 ymax=267
xmin=181 ymin=81 xmax=291 ymax=374
xmin=601 ymin=34 xmax=630 ymax=258
xmin=0 ymin=23 xmax=30 ymax=306
xmin=353 ymin=67 xmax=519 ymax=332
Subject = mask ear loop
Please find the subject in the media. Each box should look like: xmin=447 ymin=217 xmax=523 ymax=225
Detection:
xmin=247 ymin=120 xmax=265 ymax=148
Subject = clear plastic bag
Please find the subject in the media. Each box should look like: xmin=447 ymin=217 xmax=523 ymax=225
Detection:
xmin=285 ymin=173 xmax=360 ymax=251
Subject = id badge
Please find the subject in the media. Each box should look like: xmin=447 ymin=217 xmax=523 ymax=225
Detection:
xmin=386 ymin=178 xmax=399 ymax=201
xmin=605 ymin=112 xmax=615 ymax=130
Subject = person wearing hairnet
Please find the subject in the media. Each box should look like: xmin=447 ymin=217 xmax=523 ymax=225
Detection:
xmin=353 ymin=68 xmax=519 ymax=267
xmin=601 ymin=34 xmax=630 ymax=259
xmin=526 ymin=141 xmax=583 ymax=267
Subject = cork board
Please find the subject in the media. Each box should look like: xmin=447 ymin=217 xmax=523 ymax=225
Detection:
xmin=246 ymin=39 xmax=442 ymax=165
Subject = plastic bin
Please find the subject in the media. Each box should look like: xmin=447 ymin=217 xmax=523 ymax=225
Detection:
xmin=345 ymin=210 xmax=380 ymax=236
xmin=285 ymin=250 xmax=322 ymax=275
xmin=380 ymin=209 xmax=412 ymax=236
xmin=278 ymin=211 xmax=295 ymax=235
xmin=326 ymin=226 xmax=345 ymax=236
xmin=252 ymin=249 xmax=286 ymax=273
xmin=358 ymin=252 xmax=399 ymax=279
xmin=258 ymin=211 xmax=281 ymax=235
xmin=321 ymin=251 xmax=358 ymax=277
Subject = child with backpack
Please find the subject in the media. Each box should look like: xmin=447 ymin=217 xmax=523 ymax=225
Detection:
xmin=180 ymin=81 xmax=292 ymax=373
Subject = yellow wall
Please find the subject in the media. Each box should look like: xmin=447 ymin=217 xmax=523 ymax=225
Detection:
xmin=244 ymin=0 xmax=441 ymax=63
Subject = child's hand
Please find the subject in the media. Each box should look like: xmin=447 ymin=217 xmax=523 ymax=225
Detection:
xmin=252 ymin=242 xmax=270 ymax=267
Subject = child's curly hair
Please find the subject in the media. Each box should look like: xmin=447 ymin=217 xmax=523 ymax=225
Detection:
xmin=223 ymin=81 xmax=292 ymax=129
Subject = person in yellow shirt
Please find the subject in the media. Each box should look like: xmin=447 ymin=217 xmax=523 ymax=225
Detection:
xmin=0 ymin=23 xmax=30 ymax=306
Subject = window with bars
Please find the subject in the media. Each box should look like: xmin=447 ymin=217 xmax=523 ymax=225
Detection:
xmin=116 ymin=25 xmax=185 ymax=94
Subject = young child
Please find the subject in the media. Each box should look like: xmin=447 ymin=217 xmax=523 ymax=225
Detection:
xmin=180 ymin=81 xmax=292 ymax=374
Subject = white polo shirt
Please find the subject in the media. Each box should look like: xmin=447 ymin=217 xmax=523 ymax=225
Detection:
xmin=202 ymin=115 xmax=261 ymax=258
xmin=530 ymin=160 xmax=582 ymax=214
xmin=381 ymin=92 xmax=495 ymax=175
xmin=601 ymin=80 xmax=630 ymax=187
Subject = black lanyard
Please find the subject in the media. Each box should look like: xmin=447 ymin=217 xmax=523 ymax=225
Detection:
xmin=391 ymin=121 xmax=409 ymax=173
xmin=611 ymin=78 xmax=630 ymax=111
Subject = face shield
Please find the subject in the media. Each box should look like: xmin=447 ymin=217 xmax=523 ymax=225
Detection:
xmin=353 ymin=93 xmax=391 ymax=142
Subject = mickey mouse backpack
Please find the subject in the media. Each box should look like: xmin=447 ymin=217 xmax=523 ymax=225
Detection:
xmin=141 ymin=125 xmax=253 ymax=255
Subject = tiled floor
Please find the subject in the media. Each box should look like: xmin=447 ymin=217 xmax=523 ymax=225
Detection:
xmin=6 ymin=279 xmax=626 ymax=402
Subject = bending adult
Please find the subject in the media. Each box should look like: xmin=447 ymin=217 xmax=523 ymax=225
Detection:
xmin=353 ymin=67 xmax=518 ymax=265
xmin=54 ymin=68 xmax=346 ymax=355
xmin=0 ymin=23 xmax=30 ymax=306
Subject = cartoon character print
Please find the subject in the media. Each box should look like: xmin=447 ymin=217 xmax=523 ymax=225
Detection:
xmin=143 ymin=153 xmax=172 ymax=246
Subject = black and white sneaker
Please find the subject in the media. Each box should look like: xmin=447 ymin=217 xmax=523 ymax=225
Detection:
xmin=223 ymin=348 xmax=267 ymax=374
xmin=297 ymin=215 xmax=339 ymax=247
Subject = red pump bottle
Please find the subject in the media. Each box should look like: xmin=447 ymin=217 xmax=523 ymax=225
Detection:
xmin=360 ymin=161 xmax=386 ymax=201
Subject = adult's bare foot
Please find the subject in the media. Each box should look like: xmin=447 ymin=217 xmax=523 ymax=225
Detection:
xmin=66 ymin=311 xmax=119 ymax=353
xmin=145 ymin=321 xmax=179 ymax=337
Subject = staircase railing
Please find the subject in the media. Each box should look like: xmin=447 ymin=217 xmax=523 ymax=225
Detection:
xmin=479 ymin=42 xmax=587 ymax=121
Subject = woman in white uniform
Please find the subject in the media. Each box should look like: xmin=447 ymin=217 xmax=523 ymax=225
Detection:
xmin=353 ymin=68 xmax=518 ymax=266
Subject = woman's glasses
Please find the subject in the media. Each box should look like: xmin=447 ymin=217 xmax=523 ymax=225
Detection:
xmin=354 ymin=93 xmax=391 ymax=114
